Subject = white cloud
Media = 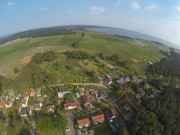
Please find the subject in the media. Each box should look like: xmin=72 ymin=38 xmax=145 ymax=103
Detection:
xmin=176 ymin=6 xmax=180 ymax=12
xmin=131 ymin=2 xmax=140 ymax=10
xmin=39 ymin=8 xmax=47 ymax=11
xmin=90 ymin=6 xmax=106 ymax=14
xmin=7 ymin=2 xmax=15 ymax=6
xmin=145 ymin=4 xmax=157 ymax=10
xmin=115 ymin=0 xmax=122 ymax=6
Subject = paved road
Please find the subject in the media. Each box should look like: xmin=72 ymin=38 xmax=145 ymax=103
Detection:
xmin=62 ymin=113 xmax=77 ymax=135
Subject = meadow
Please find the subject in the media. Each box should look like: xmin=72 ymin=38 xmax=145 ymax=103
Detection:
xmin=0 ymin=30 xmax=170 ymax=78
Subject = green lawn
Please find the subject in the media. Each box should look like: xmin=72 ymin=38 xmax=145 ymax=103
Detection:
xmin=94 ymin=123 xmax=113 ymax=135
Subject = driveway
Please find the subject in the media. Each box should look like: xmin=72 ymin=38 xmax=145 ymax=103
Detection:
xmin=63 ymin=113 xmax=76 ymax=135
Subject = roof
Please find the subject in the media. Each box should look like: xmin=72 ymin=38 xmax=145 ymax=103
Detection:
xmin=47 ymin=105 xmax=54 ymax=111
xmin=58 ymin=91 xmax=70 ymax=98
xmin=29 ymin=89 xmax=36 ymax=96
xmin=79 ymin=88 xmax=85 ymax=92
xmin=0 ymin=99 xmax=6 ymax=108
xmin=76 ymin=93 xmax=81 ymax=98
xmin=137 ymin=88 xmax=145 ymax=96
xmin=34 ymin=103 xmax=42 ymax=110
xmin=77 ymin=117 xmax=90 ymax=126
xmin=97 ymin=90 xmax=108 ymax=98
xmin=8 ymin=90 xmax=15 ymax=95
xmin=8 ymin=95 xmax=15 ymax=101
xmin=5 ymin=100 xmax=12 ymax=106
xmin=105 ymin=108 xmax=117 ymax=119
xmin=64 ymin=102 xmax=77 ymax=109
xmin=20 ymin=107 xmax=31 ymax=116
xmin=87 ymin=89 xmax=95 ymax=95
xmin=129 ymin=75 xmax=136 ymax=81
xmin=92 ymin=113 xmax=104 ymax=122
xmin=82 ymin=95 xmax=94 ymax=104
xmin=22 ymin=98 xmax=27 ymax=105
xmin=37 ymin=88 xmax=41 ymax=96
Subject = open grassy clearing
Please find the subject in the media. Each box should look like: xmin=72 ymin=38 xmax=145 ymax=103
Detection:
xmin=0 ymin=30 xmax=170 ymax=77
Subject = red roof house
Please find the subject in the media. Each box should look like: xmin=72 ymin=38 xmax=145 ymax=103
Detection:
xmin=92 ymin=113 xmax=104 ymax=124
xmin=77 ymin=117 xmax=90 ymax=128
xmin=64 ymin=101 xmax=77 ymax=110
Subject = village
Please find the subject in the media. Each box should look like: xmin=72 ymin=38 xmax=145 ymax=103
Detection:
xmin=0 ymin=70 xmax=158 ymax=135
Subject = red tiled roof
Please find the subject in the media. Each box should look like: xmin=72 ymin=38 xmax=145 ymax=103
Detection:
xmin=77 ymin=117 xmax=90 ymax=126
xmin=64 ymin=102 xmax=77 ymax=109
xmin=93 ymin=113 xmax=104 ymax=122
xmin=79 ymin=88 xmax=85 ymax=92
xmin=0 ymin=99 xmax=5 ymax=108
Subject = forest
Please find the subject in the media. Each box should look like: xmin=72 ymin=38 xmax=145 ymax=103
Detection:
xmin=128 ymin=85 xmax=180 ymax=135
xmin=147 ymin=51 xmax=180 ymax=80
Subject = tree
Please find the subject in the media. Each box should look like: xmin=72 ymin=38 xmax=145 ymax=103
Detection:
xmin=119 ymin=127 xmax=130 ymax=135
xmin=0 ymin=82 xmax=3 ymax=95
xmin=111 ymin=53 xmax=122 ymax=62
xmin=65 ymin=93 xmax=74 ymax=101
xmin=89 ymin=70 xmax=96 ymax=77
xmin=14 ymin=67 xmax=20 ymax=74
xmin=71 ymin=42 xmax=78 ymax=48
xmin=35 ymin=116 xmax=67 ymax=133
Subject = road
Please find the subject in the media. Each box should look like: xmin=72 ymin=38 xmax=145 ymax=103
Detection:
xmin=62 ymin=113 xmax=77 ymax=135
xmin=49 ymin=81 xmax=107 ymax=88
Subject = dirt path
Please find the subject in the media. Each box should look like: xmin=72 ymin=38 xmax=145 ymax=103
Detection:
xmin=49 ymin=81 xmax=107 ymax=88
xmin=97 ymin=58 xmax=116 ymax=69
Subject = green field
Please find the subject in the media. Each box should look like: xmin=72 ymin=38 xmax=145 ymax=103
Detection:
xmin=0 ymin=30 xmax=170 ymax=77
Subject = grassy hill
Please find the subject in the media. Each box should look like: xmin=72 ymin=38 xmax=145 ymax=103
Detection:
xmin=0 ymin=29 xmax=171 ymax=78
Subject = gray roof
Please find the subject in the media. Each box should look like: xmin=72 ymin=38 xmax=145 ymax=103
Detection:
xmin=97 ymin=90 xmax=108 ymax=98
xmin=20 ymin=107 xmax=31 ymax=116
xmin=37 ymin=88 xmax=41 ymax=96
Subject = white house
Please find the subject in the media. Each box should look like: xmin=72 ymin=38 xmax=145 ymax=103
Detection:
xmin=21 ymin=96 xmax=29 ymax=107
xmin=58 ymin=91 xmax=70 ymax=98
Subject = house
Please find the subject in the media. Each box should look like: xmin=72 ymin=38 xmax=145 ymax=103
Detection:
xmin=20 ymin=107 xmax=31 ymax=117
xmin=103 ymin=78 xmax=112 ymax=84
xmin=124 ymin=76 xmax=130 ymax=83
xmin=58 ymin=91 xmax=70 ymax=98
xmin=123 ymin=113 xmax=132 ymax=121
xmin=16 ymin=94 xmax=21 ymax=100
xmin=116 ymin=77 xmax=124 ymax=85
xmin=8 ymin=95 xmax=15 ymax=102
xmin=37 ymin=88 xmax=41 ymax=97
xmin=124 ymin=103 xmax=131 ymax=111
xmin=105 ymin=108 xmax=117 ymax=120
xmin=5 ymin=100 xmax=12 ymax=108
xmin=87 ymin=89 xmax=95 ymax=95
xmin=92 ymin=113 xmax=104 ymax=124
xmin=0 ymin=99 xmax=6 ymax=108
xmin=41 ymin=87 xmax=46 ymax=92
xmin=129 ymin=75 xmax=136 ymax=82
xmin=76 ymin=93 xmax=81 ymax=98
xmin=137 ymin=88 xmax=145 ymax=97
xmin=64 ymin=101 xmax=78 ymax=110
xmin=79 ymin=88 xmax=85 ymax=95
xmin=104 ymin=73 xmax=111 ymax=78
xmin=97 ymin=90 xmax=108 ymax=99
xmin=77 ymin=117 xmax=90 ymax=128
xmin=82 ymin=95 xmax=94 ymax=106
xmin=8 ymin=90 xmax=15 ymax=96
xmin=21 ymin=96 xmax=29 ymax=107
xmin=34 ymin=103 xmax=42 ymax=111
xmin=136 ymin=93 xmax=141 ymax=99
xmin=29 ymin=89 xmax=36 ymax=97
xmin=47 ymin=105 xmax=54 ymax=112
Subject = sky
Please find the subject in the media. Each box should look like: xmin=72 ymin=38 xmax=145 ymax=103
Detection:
xmin=1 ymin=0 xmax=180 ymax=46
